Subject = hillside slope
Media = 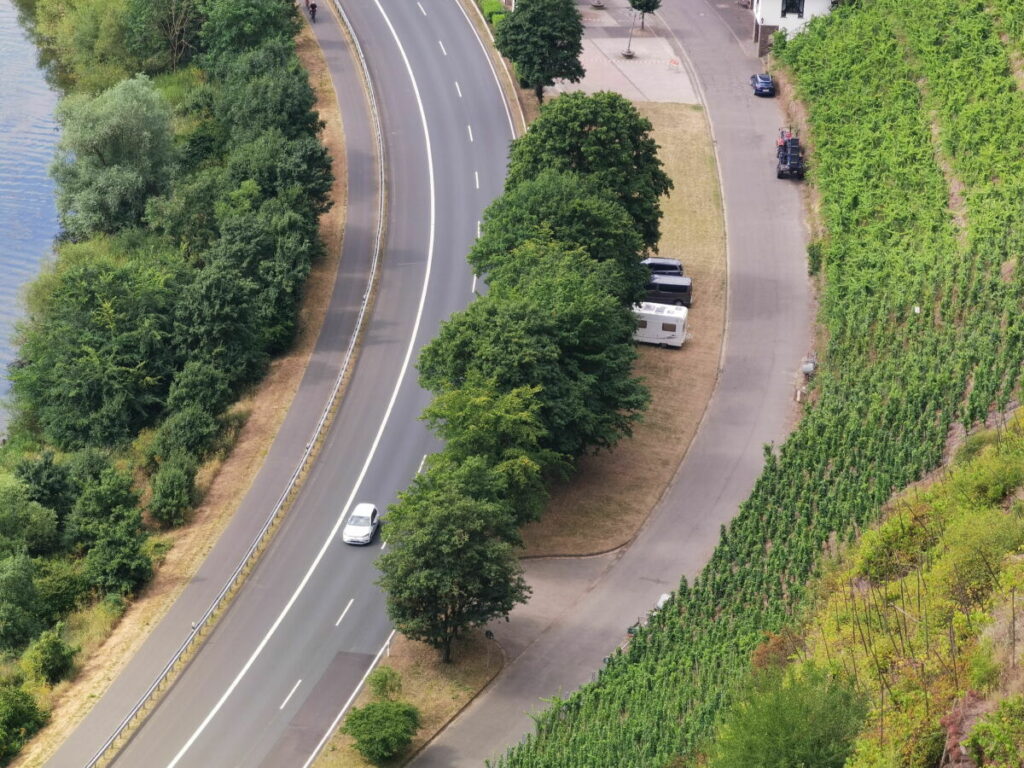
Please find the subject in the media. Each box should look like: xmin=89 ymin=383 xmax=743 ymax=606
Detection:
xmin=493 ymin=1 xmax=1024 ymax=765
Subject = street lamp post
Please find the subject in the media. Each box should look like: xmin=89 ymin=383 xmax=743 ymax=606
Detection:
xmin=622 ymin=10 xmax=639 ymax=58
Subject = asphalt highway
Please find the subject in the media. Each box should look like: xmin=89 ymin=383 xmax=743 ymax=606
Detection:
xmin=48 ymin=1 xmax=513 ymax=766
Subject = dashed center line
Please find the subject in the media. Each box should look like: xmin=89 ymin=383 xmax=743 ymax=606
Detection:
xmin=417 ymin=454 xmax=427 ymax=473
xmin=417 ymin=1 xmax=426 ymax=13
xmin=476 ymin=220 xmax=481 ymax=238
xmin=455 ymin=81 xmax=462 ymax=98
xmin=438 ymin=40 xmax=447 ymax=56
xmin=474 ymin=171 xmax=480 ymax=189
xmin=472 ymin=274 xmax=478 ymax=293
xmin=280 ymin=679 xmax=302 ymax=710
xmin=335 ymin=598 xmax=354 ymax=627
xmin=467 ymin=124 xmax=474 ymax=143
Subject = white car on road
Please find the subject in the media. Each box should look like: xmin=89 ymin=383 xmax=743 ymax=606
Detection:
xmin=342 ymin=503 xmax=380 ymax=545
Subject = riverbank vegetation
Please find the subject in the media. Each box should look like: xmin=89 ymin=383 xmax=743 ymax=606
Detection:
xmin=1 ymin=0 xmax=331 ymax=760
xmin=491 ymin=1 xmax=1024 ymax=765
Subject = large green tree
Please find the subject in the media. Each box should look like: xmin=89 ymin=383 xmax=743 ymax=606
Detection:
xmin=50 ymin=75 xmax=175 ymax=239
xmin=0 ymin=555 xmax=43 ymax=651
xmin=0 ymin=473 xmax=58 ymax=557
xmin=494 ymin=0 xmax=584 ymax=102
xmin=469 ymin=169 xmax=648 ymax=304
xmin=11 ymin=241 xmax=185 ymax=449
xmin=419 ymin=241 xmax=648 ymax=458
xmin=377 ymin=464 xmax=529 ymax=663
xmin=506 ymin=91 xmax=673 ymax=248
xmin=421 ymin=382 xmax=568 ymax=525
xmin=198 ymin=0 xmax=299 ymax=62
xmin=628 ymin=0 xmax=660 ymax=29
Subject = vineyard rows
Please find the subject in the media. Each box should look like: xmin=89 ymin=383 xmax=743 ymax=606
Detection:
xmin=494 ymin=2 xmax=1024 ymax=765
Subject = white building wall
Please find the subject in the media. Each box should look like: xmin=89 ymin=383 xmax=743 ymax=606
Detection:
xmin=751 ymin=0 xmax=833 ymax=36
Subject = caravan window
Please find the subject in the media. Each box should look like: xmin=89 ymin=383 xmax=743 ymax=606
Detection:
xmin=661 ymin=323 xmax=676 ymax=332
xmin=638 ymin=320 xmax=648 ymax=329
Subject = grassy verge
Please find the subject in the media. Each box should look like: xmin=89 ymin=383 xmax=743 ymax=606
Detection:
xmin=313 ymin=633 xmax=503 ymax=768
xmin=521 ymin=101 xmax=726 ymax=557
xmin=11 ymin=22 xmax=348 ymax=767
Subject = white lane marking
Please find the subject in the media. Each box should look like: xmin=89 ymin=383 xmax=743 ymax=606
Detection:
xmin=438 ymin=39 xmax=447 ymax=56
xmin=467 ymin=124 xmax=474 ymax=143
xmin=451 ymin=0 xmax=518 ymax=137
xmin=474 ymin=171 xmax=480 ymax=189
xmin=335 ymin=598 xmax=354 ymax=627
xmin=476 ymin=220 xmax=481 ymax=238
xmin=417 ymin=1 xmax=426 ymax=13
xmin=417 ymin=454 xmax=427 ymax=473
xmin=279 ymin=680 xmax=302 ymax=710
xmin=472 ymin=274 xmax=478 ymax=293
xmin=301 ymin=631 xmax=396 ymax=768
xmin=166 ymin=0 xmax=439 ymax=756
xmin=380 ymin=539 xmax=387 ymax=550
xmin=455 ymin=80 xmax=462 ymax=98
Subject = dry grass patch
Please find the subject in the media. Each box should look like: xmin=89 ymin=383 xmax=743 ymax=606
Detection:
xmin=313 ymin=633 xmax=503 ymax=768
xmin=521 ymin=101 xmax=727 ymax=557
xmin=11 ymin=24 xmax=348 ymax=767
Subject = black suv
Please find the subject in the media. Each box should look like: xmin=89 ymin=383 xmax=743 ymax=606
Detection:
xmin=645 ymin=274 xmax=693 ymax=307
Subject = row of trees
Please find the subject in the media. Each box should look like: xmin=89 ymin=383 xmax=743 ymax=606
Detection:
xmin=1 ymin=0 xmax=332 ymax=758
xmin=376 ymin=91 xmax=671 ymax=663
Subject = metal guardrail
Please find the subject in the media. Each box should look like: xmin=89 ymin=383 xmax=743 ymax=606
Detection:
xmin=82 ymin=5 xmax=387 ymax=766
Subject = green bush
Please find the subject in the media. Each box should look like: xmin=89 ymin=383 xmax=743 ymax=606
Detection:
xmin=33 ymin=558 xmax=88 ymax=625
xmin=149 ymin=453 xmax=198 ymax=527
xmin=966 ymin=695 xmax=1024 ymax=767
xmin=855 ymin=505 xmax=938 ymax=583
xmin=165 ymin=361 xmax=233 ymax=416
xmin=481 ymin=0 xmax=505 ymax=21
xmin=710 ymin=665 xmax=867 ymax=768
xmin=149 ymin=406 xmax=219 ymax=467
xmin=968 ymin=639 xmax=1000 ymax=693
xmin=21 ymin=625 xmax=77 ymax=685
xmin=0 ymin=682 xmax=46 ymax=762
xmin=342 ymin=700 xmax=421 ymax=764
xmin=367 ymin=665 xmax=402 ymax=701
xmin=491 ymin=12 xmax=506 ymax=26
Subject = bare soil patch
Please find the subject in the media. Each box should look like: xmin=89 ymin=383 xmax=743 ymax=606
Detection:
xmin=312 ymin=633 xmax=503 ymax=768
xmin=521 ymin=102 xmax=727 ymax=557
xmin=12 ymin=24 xmax=348 ymax=767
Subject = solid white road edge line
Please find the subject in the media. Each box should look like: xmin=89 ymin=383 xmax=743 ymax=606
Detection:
xmin=279 ymin=680 xmax=302 ymax=711
xmin=165 ymin=0 xmax=439 ymax=757
xmin=449 ymin=0 xmax=517 ymax=137
xmin=300 ymin=631 xmax=396 ymax=768
xmin=335 ymin=598 xmax=355 ymax=627
xmin=438 ymin=39 xmax=447 ymax=55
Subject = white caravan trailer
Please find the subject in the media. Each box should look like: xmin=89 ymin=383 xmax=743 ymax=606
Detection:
xmin=633 ymin=302 xmax=687 ymax=348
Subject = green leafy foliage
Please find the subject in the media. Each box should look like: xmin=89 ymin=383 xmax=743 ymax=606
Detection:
xmin=506 ymin=92 xmax=673 ymax=247
xmin=197 ymin=0 xmax=299 ymax=62
xmin=494 ymin=0 xmax=584 ymax=101
xmin=21 ymin=624 xmax=78 ymax=685
xmin=50 ymin=76 xmax=176 ymax=239
xmin=378 ymin=461 xmax=530 ymax=663
xmin=469 ymin=169 xmax=648 ymax=304
xmin=0 ymin=555 xmax=43 ymax=652
xmin=0 ymin=682 xmax=47 ymax=763
xmin=967 ymin=695 xmax=1024 ymax=768
xmin=0 ymin=473 xmax=59 ymax=557
xmin=367 ymin=665 xmax=402 ymax=702
xmin=148 ymin=452 xmax=198 ymax=527
xmin=341 ymin=700 xmax=421 ymax=765
xmin=710 ymin=665 xmax=866 ymax=768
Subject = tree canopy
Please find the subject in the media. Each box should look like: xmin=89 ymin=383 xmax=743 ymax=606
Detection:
xmin=50 ymin=75 xmax=175 ymax=239
xmin=494 ymin=0 xmax=585 ymax=102
xmin=469 ymin=169 xmax=648 ymax=304
xmin=377 ymin=462 xmax=529 ymax=663
xmin=506 ymin=91 xmax=673 ymax=248
xmin=419 ymin=241 xmax=648 ymax=458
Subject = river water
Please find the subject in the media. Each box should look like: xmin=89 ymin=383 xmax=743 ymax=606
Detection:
xmin=0 ymin=0 xmax=60 ymax=432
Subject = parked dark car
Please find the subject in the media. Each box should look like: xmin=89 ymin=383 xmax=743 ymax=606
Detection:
xmin=642 ymin=256 xmax=684 ymax=276
xmin=750 ymin=73 xmax=776 ymax=97
xmin=776 ymin=128 xmax=805 ymax=179
xmin=645 ymin=274 xmax=692 ymax=306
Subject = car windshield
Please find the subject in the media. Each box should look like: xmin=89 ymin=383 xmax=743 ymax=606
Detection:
xmin=758 ymin=75 xmax=771 ymax=82
xmin=349 ymin=515 xmax=370 ymax=527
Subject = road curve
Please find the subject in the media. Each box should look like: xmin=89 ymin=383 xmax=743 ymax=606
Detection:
xmin=48 ymin=2 xmax=513 ymax=766
xmin=408 ymin=1 xmax=813 ymax=765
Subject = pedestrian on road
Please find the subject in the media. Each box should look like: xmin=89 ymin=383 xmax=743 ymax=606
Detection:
xmin=310 ymin=1 xmax=317 ymax=21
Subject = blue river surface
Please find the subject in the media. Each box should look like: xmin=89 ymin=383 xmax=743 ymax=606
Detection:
xmin=0 ymin=0 xmax=60 ymax=434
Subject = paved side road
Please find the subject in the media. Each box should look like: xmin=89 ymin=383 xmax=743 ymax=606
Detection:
xmin=409 ymin=0 xmax=812 ymax=765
